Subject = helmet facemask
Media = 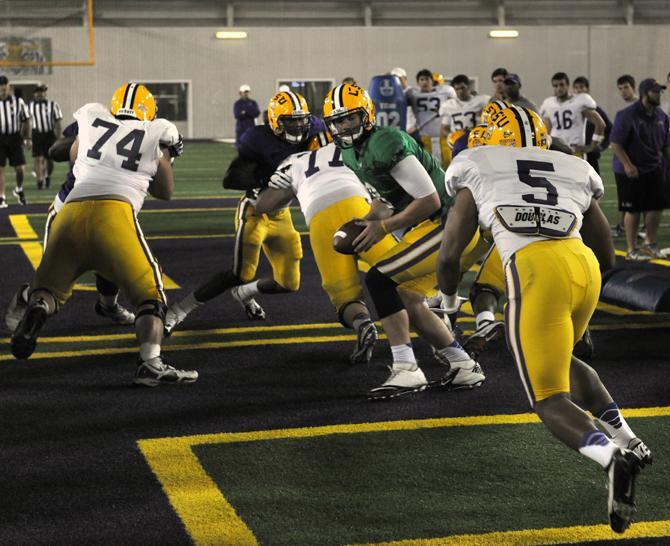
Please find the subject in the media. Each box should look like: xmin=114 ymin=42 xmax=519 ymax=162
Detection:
xmin=326 ymin=109 xmax=369 ymax=149
xmin=277 ymin=114 xmax=311 ymax=144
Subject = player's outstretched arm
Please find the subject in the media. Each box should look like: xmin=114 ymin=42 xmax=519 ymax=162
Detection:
xmin=149 ymin=152 xmax=174 ymax=201
xmin=436 ymin=188 xmax=478 ymax=295
xmin=580 ymin=197 xmax=615 ymax=272
xmin=255 ymin=187 xmax=294 ymax=213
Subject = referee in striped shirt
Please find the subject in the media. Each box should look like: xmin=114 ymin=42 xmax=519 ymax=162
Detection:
xmin=29 ymin=84 xmax=62 ymax=190
xmin=0 ymin=75 xmax=31 ymax=208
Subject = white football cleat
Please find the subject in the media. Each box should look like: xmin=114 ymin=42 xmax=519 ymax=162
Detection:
xmin=5 ymin=283 xmax=29 ymax=332
xmin=368 ymin=361 xmax=428 ymax=400
xmin=95 ymin=302 xmax=135 ymax=325
xmin=133 ymin=356 xmax=198 ymax=387
xmin=164 ymin=302 xmax=189 ymax=336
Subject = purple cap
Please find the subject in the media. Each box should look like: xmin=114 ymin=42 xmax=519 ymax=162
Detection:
xmin=504 ymin=73 xmax=521 ymax=86
xmin=639 ymin=78 xmax=665 ymax=95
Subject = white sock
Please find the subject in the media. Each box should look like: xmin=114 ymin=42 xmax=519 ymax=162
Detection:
xmin=476 ymin=311 xmax=495 ymax=329
xmin=100 ymin=293 xmax=119 ymax=307
xmin=578 ymin=430 xmax=618 ymax=468
xmin=21 ymin=285 xmax=30 ymax=301
xmin=139 ymin=343 xmax=160 ymax=362
xmin=436 ymin=341 xmax=472 ymax=367
xmin=180 ymin=292 xmax=204 ymax=314
xmin=594 ymin=403 xmax=636 ymax=448
xmin=391 ymin=343 xmax=416 ymax=367
xmin=235 ymin=280 xmax=260 ymax=300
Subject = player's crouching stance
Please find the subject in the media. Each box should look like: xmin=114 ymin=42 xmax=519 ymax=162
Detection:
xmin=323 ymin=84 xmax=484 ymax=399
xmin=437 ymin=105 xmax=652 ymax=533
xmin=255 ymin=142 xmax=398 ymax=364
xmin=11 ymin=83 xmax=197 ymax=386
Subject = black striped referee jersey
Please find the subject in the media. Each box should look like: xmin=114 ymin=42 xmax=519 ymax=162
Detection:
xmin=0 ymin=95 xmax=30 ymax=135
xmin=29 ymin=99 xmax=63 ymax=133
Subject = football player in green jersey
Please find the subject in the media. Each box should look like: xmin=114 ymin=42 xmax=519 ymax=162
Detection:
xmin=323 ymin=83 xmax=485 ymax=399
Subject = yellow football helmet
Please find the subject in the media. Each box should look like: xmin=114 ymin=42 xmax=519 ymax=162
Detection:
xmin=485 ymin=105 xmax=549 ymax=149
xmin=480 ymin=99 xmax=511 ymax=124
xmin=447 ymin=129 xmax=467 ymax=150
xmin=432 ymin=72 xmax=446 ymax=86
xmin=110 ymin=83 xmax=156 ymax=121
xmin=323 ymin=83 xmax=376 ymax=148
xmin=268 ymin=90 xmax=311 ymax=144
xmin=467 ymin=124 xmax=488 ymax=148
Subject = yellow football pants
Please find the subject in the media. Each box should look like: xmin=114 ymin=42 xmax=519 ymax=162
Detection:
xmin=474 ymin=243 xmax=505 ymax=295
xmin=34 ymin=199 xmax=165 ymax=307
xmin=420 ymin=136 xmax=452 ymax=170
xmin=233 ymin=197 xmax=302 ymax=291
xmin=374 ymin=218 xmax=482 ymax=292
xmin=309 ymin=196 xmax=398 ymax=310
xmin=504 ymin=238 xmax=601 ymax=406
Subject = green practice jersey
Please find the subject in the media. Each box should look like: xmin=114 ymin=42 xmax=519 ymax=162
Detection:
xmin=341 ymin=127 xmax=453 ymax=215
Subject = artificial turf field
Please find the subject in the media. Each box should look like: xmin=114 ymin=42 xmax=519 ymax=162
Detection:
xmin=1 ymin=143 xmax=669 ymax=545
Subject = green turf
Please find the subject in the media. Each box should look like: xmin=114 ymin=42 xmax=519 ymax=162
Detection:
xmin=25 ymin=207 xmax=309 ymax=239
xmin=15 ymin=141 xmax=670 ymax=252
xmin=193 ymin=418 xmax=668 ymax=545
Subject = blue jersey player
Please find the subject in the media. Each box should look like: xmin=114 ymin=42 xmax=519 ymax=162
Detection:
xmin=165 ymin=90 xmax=329 ymax=332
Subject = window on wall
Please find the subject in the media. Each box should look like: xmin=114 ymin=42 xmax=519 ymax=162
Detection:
xmin=276 ymin=79 xmax=335 ymax=119
xmin=9 ymin=81 xmax=41 ymax=102
xmin=144 ymin=81 xmax=189 ymax=121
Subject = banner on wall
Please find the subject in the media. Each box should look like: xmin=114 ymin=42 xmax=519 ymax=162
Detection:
xmin=0 ymin=37 xmax=52 ymax=75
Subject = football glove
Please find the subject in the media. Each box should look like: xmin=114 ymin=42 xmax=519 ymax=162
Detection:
xmin=269 ymin=164 xmax=293 ymax=189
xmin=168 ymin=134 xmax=184 ymax=158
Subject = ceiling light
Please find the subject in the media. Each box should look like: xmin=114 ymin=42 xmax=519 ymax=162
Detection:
xmin=489 ymin=29 xmax=519 ymax=38
xmin=215 ymin=31 xmax=248 ymax=40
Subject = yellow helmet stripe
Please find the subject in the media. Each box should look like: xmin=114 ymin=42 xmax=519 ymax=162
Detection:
xmin=332 ymin=84 xmax=345 ymax=110
xmin=509 ymin=105 xmax=534 ymax=147
xmin=518 ymin=106 xmax=538 ymax=147
xmin=119 ymin=83 xmax=131 ymax=109
xmin=285 ymin=91 xmax=301 ymax=111
xmin=124 ymin=83 xmax=139 ymax=111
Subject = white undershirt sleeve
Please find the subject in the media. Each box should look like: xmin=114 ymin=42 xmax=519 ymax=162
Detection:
xmin=390 ymin=155 xmax=437 ymax=199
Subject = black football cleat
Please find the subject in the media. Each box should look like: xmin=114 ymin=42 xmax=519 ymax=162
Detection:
xmin=607 ymin=448 xmax=642 ymax=534
xmin=11 ymin=299 xmax=49 ymax=360
xmin=350 ymin=319 xmax=378 ymax=364
xmin=463 ymin=320 xmax=506 ymax=358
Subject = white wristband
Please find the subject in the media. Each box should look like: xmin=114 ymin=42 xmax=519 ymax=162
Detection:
xmin=592 ymin=134 xmax=604 ymax=143
xmin=440 ymin=291 xmax=459 ymax=310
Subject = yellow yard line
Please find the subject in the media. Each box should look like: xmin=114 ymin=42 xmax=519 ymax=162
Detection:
xmin=352 ymin=520 xmax=670 ymax=546
xmin=0 ymin=334 xmax=357 ymax=361
xmin=614 ymin=248 xmax=670 ymax=266
xmin=9 ymin=215 xmax=180 ymax=290
xmin=137 ymin=407 xmax=670 ymax=546
xmin=9 ymin=214 xmax=38 ymax=239
xmin=2 ymin=318 xmax=667 ymax=352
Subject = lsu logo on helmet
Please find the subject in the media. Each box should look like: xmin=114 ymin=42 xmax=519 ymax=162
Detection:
xmin=480 ymin=99 xmax=511 ymax=125
xmin=268 ymin=91 xmax=311 ymax=144
xmin=323 ymin=83 xmax=375 ymax=148
xmin=485 ymin=105 xmax=549 ymax=149
xmin=467 ymin=124 xmax=488 ymax=148
xmin=111 ymin=83 xmax=156 ymax=121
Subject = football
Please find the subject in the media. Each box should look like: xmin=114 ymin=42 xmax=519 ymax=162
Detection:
xmin=333 ymin=220 xmax=365 ymax=255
